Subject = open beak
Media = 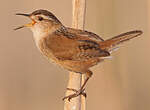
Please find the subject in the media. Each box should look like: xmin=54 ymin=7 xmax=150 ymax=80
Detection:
xmin=14 ymin=13 xmax=36 ymax=30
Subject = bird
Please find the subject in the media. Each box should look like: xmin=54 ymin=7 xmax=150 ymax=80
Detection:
xmin=15 ymin=9 xmax=143 ymax=101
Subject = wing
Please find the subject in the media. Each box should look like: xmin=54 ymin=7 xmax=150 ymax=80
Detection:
xmin=67 ymin=27 xmax=104 ymax=41
xmin=44 ymin=32 xmax=110 ymax=61
xmin=75 ymin=40 xmax=110 ymax=60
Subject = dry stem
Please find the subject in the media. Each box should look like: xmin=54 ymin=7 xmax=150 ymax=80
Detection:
xmin=64 ymin=0 xmax=86 ymax=110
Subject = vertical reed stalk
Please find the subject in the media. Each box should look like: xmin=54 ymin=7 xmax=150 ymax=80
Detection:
xmin=64 ymin=0 xmax=86 ymax=110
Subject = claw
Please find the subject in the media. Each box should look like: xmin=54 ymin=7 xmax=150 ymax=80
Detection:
xmin=67 ymin=88 xmax=78 ymax=92
xmin=63 ymin=73 xmax=91 ymax=101
xmin=63 ymin=88 xmax=87 ymax=101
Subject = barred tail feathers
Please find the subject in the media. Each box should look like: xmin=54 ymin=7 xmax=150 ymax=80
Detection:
xmin=100 ymin=30 xmax=143 ymax=52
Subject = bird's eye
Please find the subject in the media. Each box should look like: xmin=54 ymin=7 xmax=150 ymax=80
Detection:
xmin=38 ymin=16 xmax=43 ymax=21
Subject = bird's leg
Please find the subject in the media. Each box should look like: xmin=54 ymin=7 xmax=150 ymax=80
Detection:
xmin=66 ymin=88 xmax=86 ymax=97
xmin=63 ymin=88 xmax=86 ymax=100
xmin=63 ymin=70 xmax=93 ymax=101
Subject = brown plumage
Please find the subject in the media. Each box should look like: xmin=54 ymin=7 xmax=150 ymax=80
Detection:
xmin=15 ymin=9 xmax=143 ymax=101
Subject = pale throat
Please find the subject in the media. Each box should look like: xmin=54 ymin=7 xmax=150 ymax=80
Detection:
xmin=31 ymin=24 xmax=58 ymax=43
xmin=31 ymin=26 xmax=47 ymax=42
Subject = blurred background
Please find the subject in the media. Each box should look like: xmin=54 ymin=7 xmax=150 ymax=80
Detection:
xmin=1 ymin=0 xmax=150 ymax=110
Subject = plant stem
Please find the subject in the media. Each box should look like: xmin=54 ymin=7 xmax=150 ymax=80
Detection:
xmin=64 ymin=0 xmax=86 ymax=110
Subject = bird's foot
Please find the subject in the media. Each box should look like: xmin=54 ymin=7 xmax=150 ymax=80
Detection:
xmin=62 ymin=88 xmax=87 ymax=101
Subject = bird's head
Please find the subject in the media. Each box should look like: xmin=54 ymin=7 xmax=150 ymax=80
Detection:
xmin=15 ymin=9 xmax=62 ymax=36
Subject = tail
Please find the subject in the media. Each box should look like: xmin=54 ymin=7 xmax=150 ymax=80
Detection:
xmin=100 ymin=30 xmax=143 ymax=52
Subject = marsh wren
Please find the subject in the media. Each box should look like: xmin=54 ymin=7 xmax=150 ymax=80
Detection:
xmin=15 ymin=9 xmax=142 ymax=101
